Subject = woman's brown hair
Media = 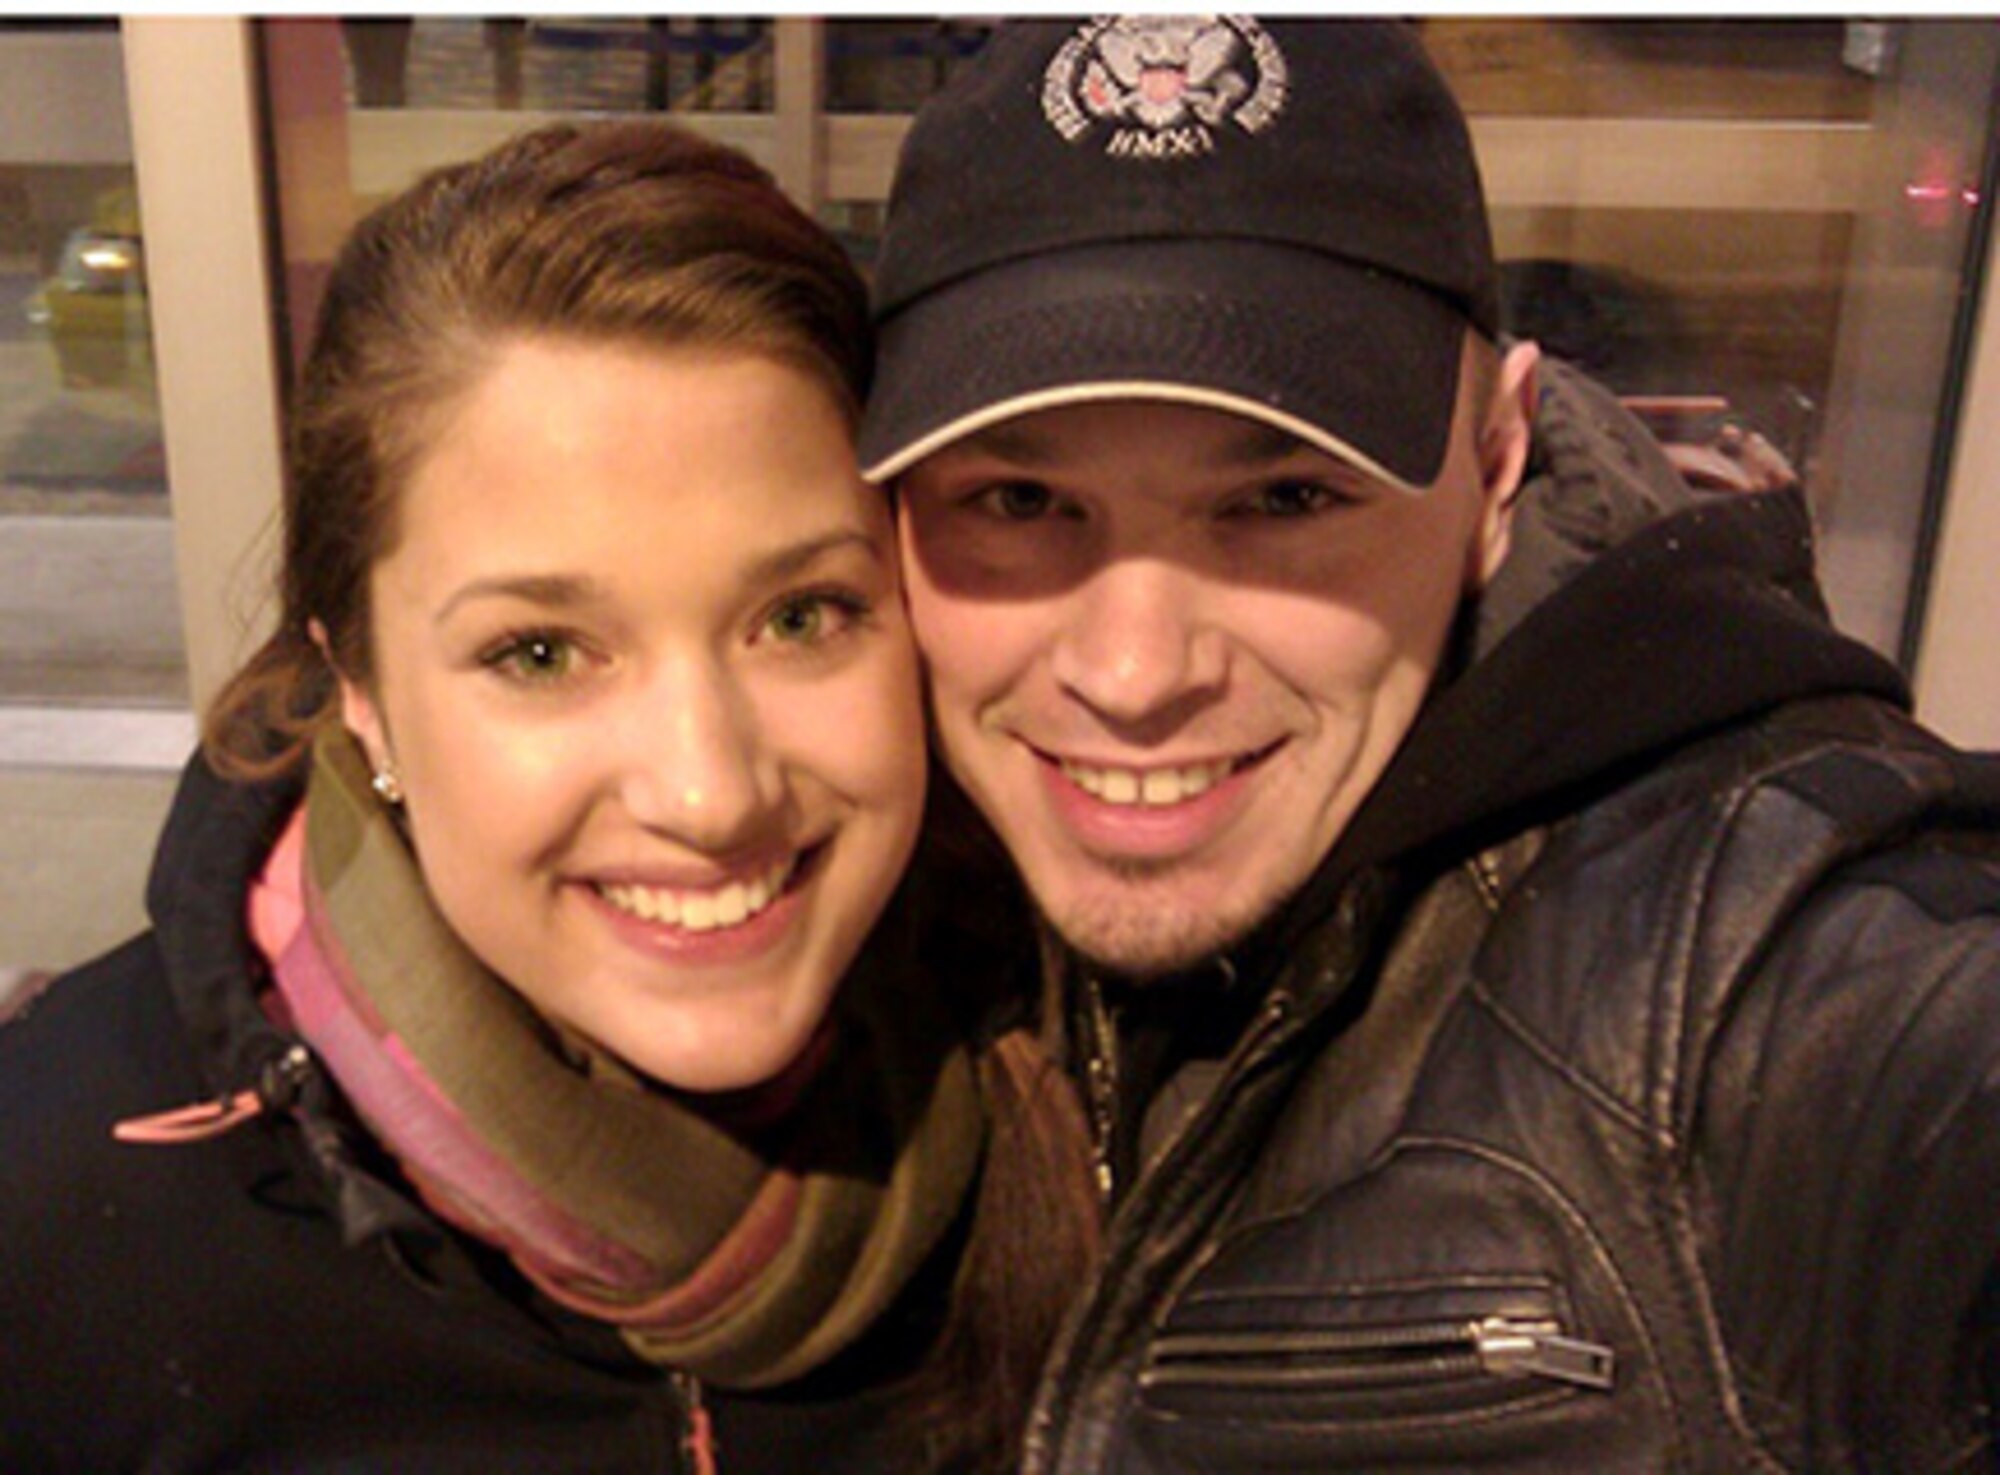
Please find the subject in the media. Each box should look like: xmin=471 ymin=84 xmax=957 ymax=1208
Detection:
xmin=203 ymin=119 xmax=1096 ymax=1468
xmin=205 ymin=119 xmax=870 ymax=777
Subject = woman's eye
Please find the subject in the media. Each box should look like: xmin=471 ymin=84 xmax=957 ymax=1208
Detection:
xmin=759 ymin=591 xmax=868 ymax=648
xmin=481 ymin=631 xmax=581 ymax=684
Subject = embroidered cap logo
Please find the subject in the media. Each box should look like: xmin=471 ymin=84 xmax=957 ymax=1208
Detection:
xmin=1042 ymin=16 xmax=1288 ymax=160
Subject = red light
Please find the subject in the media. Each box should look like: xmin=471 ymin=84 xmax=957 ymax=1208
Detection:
xmin=1906 ymin=144 xmax=1977 ymax=228
xmin=1905 ymin=176 xmax=1978 ymax=227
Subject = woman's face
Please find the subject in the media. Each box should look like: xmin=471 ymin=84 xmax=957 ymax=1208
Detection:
xmin=336 ymin=339 xmax=926 ymax=1092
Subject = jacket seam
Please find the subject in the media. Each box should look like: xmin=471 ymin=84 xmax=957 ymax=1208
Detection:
xmin=1475 ymin=760 xmax=1798 ymax=1471
xmin=1129 ymin=1383 xmax=1574 ymax=1438
xmin=1462 ymin=975 xmax=1653 ymax=1139
xmin=1647 ymin=774 xmax=1792 ymax=1469
xmin=1647 ymin=734 xmax=1908 ymax=1471
xmin=1645 ymin=1134 xmax=1791 ymax=1471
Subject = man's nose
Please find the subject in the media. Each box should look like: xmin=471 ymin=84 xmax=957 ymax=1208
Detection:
xmin=618 ymin=657 xmax=781 ymax=852
xmin=1049 ymin=558 xmax=1227 ymax=731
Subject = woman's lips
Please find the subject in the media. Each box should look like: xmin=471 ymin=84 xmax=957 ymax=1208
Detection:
xmin=595 ymin=852 xmax=799 ymax=933
xmin=584 ymin=844 xmax=826 ymax=963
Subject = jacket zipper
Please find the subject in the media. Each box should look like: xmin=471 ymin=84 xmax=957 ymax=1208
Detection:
xmin=673 ymin=1371 xmax=717 ymax=1475
xmin=1028 ymin=870 xmax=1426 ymax=1473
xmin=1074 ymin=952 xmax=1244 ymax=1207
xmin=1078 ymin=969 xmax=1120 ymax=1204
xmin=1027 ymin=985 xmax=1301 ymax=1474
xmin=1144 ymin=1315 xmax=1615 ymax=1394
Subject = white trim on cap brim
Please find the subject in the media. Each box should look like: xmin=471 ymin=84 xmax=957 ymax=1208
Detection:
xmin=861 ymin=380 xmax=1432 ymax=497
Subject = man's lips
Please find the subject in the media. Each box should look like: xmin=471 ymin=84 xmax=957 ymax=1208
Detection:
xmin=1057 ymin=755 xmax=1225 ymax=807
xmin=1037 ymin=740 xmax=1282 ymax=807
xmin=1029 ymin=740 xmax=1284 ymax=858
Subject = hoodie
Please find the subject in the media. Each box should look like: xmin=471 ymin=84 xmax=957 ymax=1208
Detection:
xmin=1027 ymin=360 xmax=2000 ymax=1474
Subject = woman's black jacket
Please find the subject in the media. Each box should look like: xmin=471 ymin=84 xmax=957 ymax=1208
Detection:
xmin=0 ymin=754 xmax=960 ymax=1473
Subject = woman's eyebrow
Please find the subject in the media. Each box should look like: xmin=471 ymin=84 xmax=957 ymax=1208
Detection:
xmin=435 ymin=573 xmax=606 ymax=626
xmin=432 ymin=530 xmax=882 ymax=627
xmin=739 ymin=527 xmax=882 ymax=587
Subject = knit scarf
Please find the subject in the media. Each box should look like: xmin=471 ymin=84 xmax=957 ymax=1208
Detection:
xmin=264 ymin=730 xmax=982 ymax=1388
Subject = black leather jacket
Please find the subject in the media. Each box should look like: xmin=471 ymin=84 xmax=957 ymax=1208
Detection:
xmin=1024 ymin=369 xmax=2000 ymax=1472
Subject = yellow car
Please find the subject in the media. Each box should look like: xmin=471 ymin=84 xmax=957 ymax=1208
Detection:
xmin=25 ymin=226 xmax=154 ymax=391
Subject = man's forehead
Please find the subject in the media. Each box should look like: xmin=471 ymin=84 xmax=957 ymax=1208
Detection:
xmin=926 ymin=401 xmax=1318 ymax=469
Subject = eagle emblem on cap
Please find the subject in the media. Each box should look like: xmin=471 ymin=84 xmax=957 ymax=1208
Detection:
xmin=1042 ymin=16 xmax=1288 ymax=158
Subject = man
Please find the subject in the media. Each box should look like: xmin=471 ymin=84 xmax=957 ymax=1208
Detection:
xmin=859 ymin=18 xmax=2000 ymax=1473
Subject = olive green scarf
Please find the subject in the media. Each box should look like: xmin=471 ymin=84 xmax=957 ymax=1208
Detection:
xmin=272 ymin=731 xmax=981 ymax=1387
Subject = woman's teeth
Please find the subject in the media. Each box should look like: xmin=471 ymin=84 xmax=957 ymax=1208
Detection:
xmin=597 ymin=855 xmax=797 ymax=932
xmin=1061 ymin=758 xmax=1234 ymax=807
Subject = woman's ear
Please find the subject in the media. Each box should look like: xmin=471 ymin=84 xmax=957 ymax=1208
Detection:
xmin=309 ymin=618 xmax=389 ymax=771
xmin=1468 ymin=339 xmax=1542 ymax=593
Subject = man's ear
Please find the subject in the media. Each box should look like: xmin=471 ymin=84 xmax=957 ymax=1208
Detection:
xmin=1469 ymin=339 xmax=1542 ymax=592
xmin=309 ymin=618 xmax=390 ymax=771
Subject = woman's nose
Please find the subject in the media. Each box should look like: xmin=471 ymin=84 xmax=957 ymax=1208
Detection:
xmin=617 ymin=656 xmax=781 ymax=852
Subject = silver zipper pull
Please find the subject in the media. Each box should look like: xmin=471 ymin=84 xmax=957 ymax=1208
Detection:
xmin=1473 ymin=1317 xmax=1616 ymax=1390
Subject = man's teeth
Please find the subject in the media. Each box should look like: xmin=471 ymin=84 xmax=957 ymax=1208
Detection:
xmin=1062 ymin=758 xmax=1234 ymax=807
xmin=597 ymin=856 xmax=796 ymax=932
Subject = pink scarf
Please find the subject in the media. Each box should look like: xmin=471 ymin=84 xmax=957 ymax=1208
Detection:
xmin=245 ymin=731 xmax=982 ymax=1389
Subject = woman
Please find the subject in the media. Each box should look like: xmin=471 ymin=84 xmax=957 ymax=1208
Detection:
xmin=0 ymin=121 xmax=1094 ymax=1473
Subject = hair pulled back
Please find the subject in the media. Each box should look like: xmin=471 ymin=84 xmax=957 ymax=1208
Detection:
xmin=205 ymin=120 xmax=870 ymax=777
xmin=200 ymin=119 xmax=1096 ymax=1471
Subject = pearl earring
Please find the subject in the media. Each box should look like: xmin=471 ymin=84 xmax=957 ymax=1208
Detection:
xmin=370 ymin=764 xmax=405 ymax=807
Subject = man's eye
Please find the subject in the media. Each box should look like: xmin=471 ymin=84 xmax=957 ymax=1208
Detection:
xmin=480 ymin=631 xmax=580 ymax=684
xmin=971 ymin=481 xmax=1059 ymax=521
xmin=1230 ymin=480 xmax=1349 ymax=519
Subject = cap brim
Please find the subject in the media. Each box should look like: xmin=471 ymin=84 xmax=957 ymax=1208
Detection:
xmin=860 ymin=240 xmax=1468 ymax=495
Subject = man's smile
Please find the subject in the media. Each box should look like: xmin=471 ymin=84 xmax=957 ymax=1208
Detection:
xmin=1045 ymin=741 xmax=1284 ymax=809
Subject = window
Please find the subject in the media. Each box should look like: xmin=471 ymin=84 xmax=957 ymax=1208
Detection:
xmin=0 ymin=20 xmax=190 ymax=765
xmin=259 ymin=17 xmax=2000 ymax=667
xmin=1420 ymin=18 xmax=2000 ymax=662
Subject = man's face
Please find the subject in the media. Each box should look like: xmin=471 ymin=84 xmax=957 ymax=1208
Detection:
xmin=896 ymin=339 xmax=1535 ymax=977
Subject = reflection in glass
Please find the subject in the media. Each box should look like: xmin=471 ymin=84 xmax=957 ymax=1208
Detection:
xmin=261 ymin=17 xmax=2000 ymax=669
xmin=1422 ymin=18 xmax=2000 ymax=659
xmin=336 ymin=17 xmax=775 ymax=115
xmin=0 ymin=21 xmax=183 ymax=709
xmin=824 ymin=20 xmax=994 ymax=114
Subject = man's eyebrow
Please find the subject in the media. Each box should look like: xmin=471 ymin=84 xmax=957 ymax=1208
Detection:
xmin=1212 ymin=421 xmax=1315 ymax=467
xmin=949 ymin=423 xmax=1062 ymax=466
xmin=951 ymin=416 xmax=1311 ymax=468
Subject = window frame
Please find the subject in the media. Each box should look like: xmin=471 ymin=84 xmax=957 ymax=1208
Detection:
xmin=130 ymin=17 xmax=2000 ymax=746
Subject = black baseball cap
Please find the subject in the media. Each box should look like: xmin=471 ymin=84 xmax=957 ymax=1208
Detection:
xmin=858 ymin=18 xmax=1499 ymax=495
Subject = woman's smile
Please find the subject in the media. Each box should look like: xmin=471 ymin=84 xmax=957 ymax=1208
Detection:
xmin=593 ymin=850 xmax=802 ymax=933
xmin=339 ymin=341 xmax=926 ymax=1091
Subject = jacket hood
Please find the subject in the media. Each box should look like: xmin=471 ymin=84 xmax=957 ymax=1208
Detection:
xmin=146 ymin=753 xmax=305 ymax=1102
xmin=142 ymin=753 xmax=532 ymax=1249
xmin=1266 ymin=359 xmax=1911 ymax=957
